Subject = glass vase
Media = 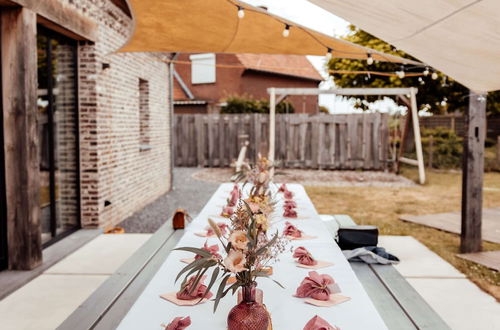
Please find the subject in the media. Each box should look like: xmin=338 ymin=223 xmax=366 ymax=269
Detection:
xmin=227 ymin=283 xmax=270 ymax=330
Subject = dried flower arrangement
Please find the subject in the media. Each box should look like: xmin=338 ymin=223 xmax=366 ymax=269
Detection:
xmin=175 ymin=201 xmax=288 ymax=312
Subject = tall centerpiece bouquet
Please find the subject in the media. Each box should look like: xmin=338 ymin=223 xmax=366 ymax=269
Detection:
xmin=175 ymin=201 xmax=288 ymax=330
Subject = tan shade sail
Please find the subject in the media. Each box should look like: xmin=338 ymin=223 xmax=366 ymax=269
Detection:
xmin=310 ymin=0 xmax=500 ymax=92
xmin=119 ymin=0 xmax=419 ymax=64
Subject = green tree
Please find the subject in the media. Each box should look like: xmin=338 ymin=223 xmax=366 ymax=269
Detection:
xmin=220 ymin=95 xmax=295 ymax=114
xmin=328 ymin=25 xmax=500 ymax=115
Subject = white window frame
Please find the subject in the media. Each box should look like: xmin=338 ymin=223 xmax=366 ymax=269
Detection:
xmin=190 ymin=53 xmax=216 ymax=84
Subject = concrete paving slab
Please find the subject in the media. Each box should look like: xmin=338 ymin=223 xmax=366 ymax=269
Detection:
xmin=0 ymin=274 xmax=107 ymax=330
xmin=378 ymin=235 xmax=466 ymax=278
xmin=407 ymin=278 xmax=500 ymax=330
xmin=46 ymin=234 xmax=151 ymax=275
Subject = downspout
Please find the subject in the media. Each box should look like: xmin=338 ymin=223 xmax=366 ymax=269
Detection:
xmin=168 ymin=53 xmax=178 ymax=191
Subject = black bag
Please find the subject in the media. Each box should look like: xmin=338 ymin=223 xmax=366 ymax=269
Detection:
xmin=337 ymin=225 xmax=379 ymax=250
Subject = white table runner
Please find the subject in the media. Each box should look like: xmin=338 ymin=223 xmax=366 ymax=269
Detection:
xmin=117 ymin=183 xmax=387 ymax=329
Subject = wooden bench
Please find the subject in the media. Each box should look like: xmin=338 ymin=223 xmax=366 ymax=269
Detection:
xmin=59 ymin=219 xmax=450 ymax=330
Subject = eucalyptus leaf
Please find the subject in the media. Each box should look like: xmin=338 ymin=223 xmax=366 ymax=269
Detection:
xmin=213 ymin=274 xmax=231 ymax=312
xmin=175 ymin=247 xmax=212 ymax=258
xmin=175 ymin=257 xmax=209 ymax=283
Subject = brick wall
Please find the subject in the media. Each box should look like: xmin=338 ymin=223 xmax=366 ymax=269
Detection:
xmin=64 ymin=0 xmax=171 ymax=228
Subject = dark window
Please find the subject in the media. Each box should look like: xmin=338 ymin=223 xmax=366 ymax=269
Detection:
xmin=37 ymin=26 xmax=80 ymax=246
xmin=139 ymin=79 xmax=150 ymax=149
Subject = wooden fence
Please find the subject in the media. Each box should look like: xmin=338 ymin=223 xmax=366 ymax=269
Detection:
xmin=173 ymin=113 xmax=389 ymax=169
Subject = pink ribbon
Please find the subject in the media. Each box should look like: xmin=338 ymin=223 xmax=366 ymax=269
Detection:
xmin=303 ymin=315 xmax=338 ymax=330
xmin=176 ymin=275 xmax=213 ymax=300
xmin=284 ymin=200 xmax=297 ymax=208
xmin=278 ymin=183 xmax=288 ymax=193
xmin=295 ymin=271 xmax=337 ymax=301
xmin=284 ymin=190 xmax=294 ymax=200
xmin=283 ymin=221 xmax=302 ymax=237
xmin=195 ymin=242 xmax=221 ymax=260
xmin=227 ymin=186 xmax=241 ymax=207
xmin=293 ymin=247 xmax=317 ymax=266
xmin=284 ymin=208 xmax=298 ymax=218
xmin=164 ymin=316 xmax=191 ymax=330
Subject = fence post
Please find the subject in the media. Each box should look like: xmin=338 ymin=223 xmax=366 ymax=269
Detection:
xmin=428 ymin=135 xmax=434 ymax=168
xmin=497 ymin=136 xmax=500 ymax=166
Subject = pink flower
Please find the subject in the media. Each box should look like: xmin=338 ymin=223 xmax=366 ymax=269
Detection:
xmin=164 ymin=316 xmax=191 ymax=330
xmin=195 ymin=242 xmax=221 ymax=260
xmin=293 ymin=246 xmax=317 ymax=266
xmin=228 ymin=230 xmax=249 ymax=251
xmin=295 ymin=271 xmax=337 ymax=301
xmin=223 ymin=249 xmax=248 ymax=273
xmin=283 ymin=221 xmax=302 ymax=237
xmin=177 ymin=275 xmax=213 ymax=300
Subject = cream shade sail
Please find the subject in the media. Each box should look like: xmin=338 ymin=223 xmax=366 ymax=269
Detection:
xmin=310 ymin=0 xmax=500 ymax=92
xmin=119 ymin=0 xmax=419 ymax=64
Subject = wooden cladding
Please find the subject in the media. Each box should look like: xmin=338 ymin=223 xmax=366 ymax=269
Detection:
xmin=174 ymin=113 xmax=389 ymax=170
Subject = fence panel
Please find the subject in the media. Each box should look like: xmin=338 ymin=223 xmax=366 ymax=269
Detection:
xmin=174 ymin=113 xmax=389 ymax=169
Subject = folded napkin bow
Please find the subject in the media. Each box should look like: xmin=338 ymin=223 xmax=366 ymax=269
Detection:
xmin=284 ymin=190 xmax=294 ymax=200
xmin=283 ymin=221 xmax=302 ymax=237
xmin=296 ymin=271 xmax=338 ymax=301
xmin=164 ymin=316 xmax=191 ymax=330
xmin=284 ymin=208 xmax=298 ymax=218
xmin=206 ymin=222 xmax=228 ymax=236
xmin=195 ymin=242 xmax=221 ymax=260
xmin=176 ymin=275 xmax=213 ymax=300
xmin=293 ymin=247 xmax=317 ymax=266
xmin=303 ymin=315 xmax=339 ymax=330
xmin=284 ymin=200 xmax=297 ymax=208
xmin=227 ymin=186 xmax=241 ymax=207
xmin=278 ymin=183 xmax=288 ymax=193
xmin=220 ymin=206 xmax=234 ymax=217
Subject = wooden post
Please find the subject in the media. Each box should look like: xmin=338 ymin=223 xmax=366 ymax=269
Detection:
xmin=461 ymin=91 xmax=486 ymax=253
xmin=268 ymin=88 xmax=276 ymax=165
xmin=428 ymin=135 xmax=434 ymax=168
xmin=1 ymin=8 xmax=42 ymax=269
xmin=410 ymin=88 xmax=426 ymax=184
xmin=496 ymin=136 xmax=500 ymax=166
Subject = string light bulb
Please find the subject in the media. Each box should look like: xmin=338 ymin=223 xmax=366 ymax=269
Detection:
xmin=396 ymin=67 xmax=405 ymax=79
xmin=423 ymin=67 xmax=430 ymax=76
xmin=325 ymin=48 xmax=333 ymax=61
xmin=282 ymin=24 xmax=290 ymax=38
xmin=237 ymin=6 xmax=245 ymax=19
xmin=431 ymin=71 xmax=438 ymax=80
xmin=366 ymin=53 xmax=374 ymax=65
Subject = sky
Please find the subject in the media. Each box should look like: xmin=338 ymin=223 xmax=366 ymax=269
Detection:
xmin=241 ymin=0 xmax=403 ymax=114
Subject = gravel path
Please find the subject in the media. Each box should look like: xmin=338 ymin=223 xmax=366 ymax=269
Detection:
xmin=119 ymin=168 xmax=219 ymax=233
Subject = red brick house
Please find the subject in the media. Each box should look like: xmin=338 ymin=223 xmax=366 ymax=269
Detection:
xmin=173 ymin=53 xmax=323 ymax=114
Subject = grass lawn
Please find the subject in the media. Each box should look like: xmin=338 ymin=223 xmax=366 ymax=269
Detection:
xmin=305 ymin=168 xmax=500 ymax=301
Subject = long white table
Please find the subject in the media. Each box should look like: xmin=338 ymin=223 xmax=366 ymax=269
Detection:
xmin=117 ymin=183 xmax=388 ymax=329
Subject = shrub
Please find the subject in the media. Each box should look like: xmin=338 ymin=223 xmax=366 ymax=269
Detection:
xmin=421 ymin=127 xmax=463 ymax=169
xmin=221 ymin=95 xmax=294 ymax=114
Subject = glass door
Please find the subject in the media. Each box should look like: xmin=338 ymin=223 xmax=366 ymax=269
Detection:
xmin=37 ymin=26 xmax=80 ymax=246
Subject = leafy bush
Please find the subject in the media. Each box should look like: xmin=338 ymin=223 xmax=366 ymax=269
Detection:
xmin=221 ymin=95 xmax=294 ymax=114
xmin=421 ymin=127 xmax=463 ymax=169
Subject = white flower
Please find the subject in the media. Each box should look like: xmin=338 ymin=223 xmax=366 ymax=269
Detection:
xmin=229 ymin=230 xmax=249 ymax=251
xmin=223 ymin=250 xmax=247 ymax=273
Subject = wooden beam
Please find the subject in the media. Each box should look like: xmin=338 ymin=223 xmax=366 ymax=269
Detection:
xmin=7 ymin=0 xmax=97 ymax=41
xmin=267 ymin=87 xmax=417 ymax=96
xmin=461 ymin=91 xmax=486 ymax=253
xmin=268 ymin=88 xmax=276 ymax=165
xmin=1 ymin=7 xmax=42 ymax=270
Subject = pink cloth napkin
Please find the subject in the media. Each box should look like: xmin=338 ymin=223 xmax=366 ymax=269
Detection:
xmin=284 ymin=208 xmax=298 ymax=218
xmin=206 ymin=222 xmax=228 ymax=236
xmin=283 ymin=221 xmax=302 ymax=237
xmin=220 ymin=206 xmax=234 ymax=217
xmin=293 ymin=247 xmax=317 ymax=266
xmin=284 ymin=190 xmax=294 ymax=200
xmin=278 ymin=183 xmax=288 ymax=193
xmin=177 ymin=275 xmax=213 ymax=300
xmin=303 ymin=315 xmax=338 ymax=330
xmin=195 ymin=242 xmax=220 ymax=260
xmin=284 ymin=200 xmax=297 ymax=208
xmin=295 ymin=271 xmax=337 ymax=301
xmin=227 ymin=186 xmax=241 ymax=207
xmin=164 ymin=316 xmax=191 ymax=330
